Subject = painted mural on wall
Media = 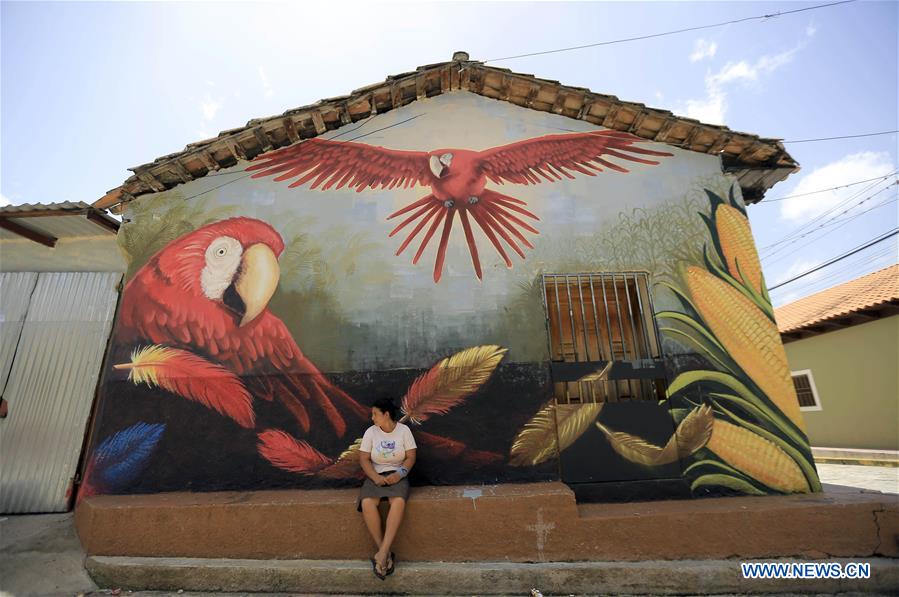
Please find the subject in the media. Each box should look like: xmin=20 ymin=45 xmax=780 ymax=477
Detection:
xmin=81 ymin=92 xmax=819 ymax=500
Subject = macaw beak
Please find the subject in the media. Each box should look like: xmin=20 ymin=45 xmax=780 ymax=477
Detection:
xmin=234 ymin=243 xmax=280 ymax=326
xmin=429 ymin=155 xmax=447 ymax=178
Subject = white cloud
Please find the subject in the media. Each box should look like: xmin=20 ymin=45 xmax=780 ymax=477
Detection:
xmin=258 ymin=65 xmax=274 ymax=98
xmin=682 ymin=46 xmax=800 ymax=125
xmin=806 ymin=23 xmax=817 ymax=38
xmin=689 ymin=38 xmax=718 ymax=62
xmin=0 ymin=193 xmax=11 ymax=207
xmin=200 ymin=96 xmax=221 ymax=121
xmin=780 ymin=152 xmax=896 ymax=222
xmin=684 ymin=88 xmax=726 ymax=124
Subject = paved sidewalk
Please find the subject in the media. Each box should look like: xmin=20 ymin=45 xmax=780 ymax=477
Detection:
xmin=817 ymin=463 xmax=899 ymax=494
xmin=0 ymin=512 xmax=97 ymax=596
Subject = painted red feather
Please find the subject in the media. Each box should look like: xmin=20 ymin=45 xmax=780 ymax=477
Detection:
xmin=416 ymin=430 xmax=503 ymax=466
xmin=257 ymin=429 xmax=332 ymax=474
xmin=115 ymin=345 xmax=255 ymax=428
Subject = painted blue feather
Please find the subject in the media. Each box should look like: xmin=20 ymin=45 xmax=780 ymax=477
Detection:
xmin=92 ymin=422 xmax=165 ymax=491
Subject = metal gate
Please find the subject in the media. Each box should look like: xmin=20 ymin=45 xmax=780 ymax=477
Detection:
xmin=541 ymin=272 xmax=681 ymax=487
xmin=0 ymin=271 xmax=121 ymax=513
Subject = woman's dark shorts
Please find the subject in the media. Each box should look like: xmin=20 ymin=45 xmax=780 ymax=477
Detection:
xmin=356 ymin=471 xmax=410 ymax=511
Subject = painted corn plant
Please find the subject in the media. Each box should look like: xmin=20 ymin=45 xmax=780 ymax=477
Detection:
xmin=598 ymin=187 xmax=820 ymax=495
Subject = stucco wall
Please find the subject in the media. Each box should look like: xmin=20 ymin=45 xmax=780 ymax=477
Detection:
xmin=783 ymin=315 xmax=899 ymax=450
xmin=79 ymin=90 xmax=819 ymax=499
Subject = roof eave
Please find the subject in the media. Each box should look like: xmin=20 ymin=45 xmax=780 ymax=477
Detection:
xmin=94 ymin=55 xmax=799 ymax=213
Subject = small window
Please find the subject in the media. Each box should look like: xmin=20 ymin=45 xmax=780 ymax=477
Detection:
xmin=542 ymin=272 xmax=665 ymax=404
xmin=791 ymin=370 xmax=822 ymax=411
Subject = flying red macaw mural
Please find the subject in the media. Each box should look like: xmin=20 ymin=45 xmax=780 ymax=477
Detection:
xmin=246 ymin=130 xmax=673 ymax=282
xmin=117 ymin=217 xmax=368 ymax=437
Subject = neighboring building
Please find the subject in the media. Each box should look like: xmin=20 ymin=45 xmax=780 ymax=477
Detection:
xmin=76 ymin=52 xmax=819 ymax=503
xmin=776 ymin=264 xmax=899 ymax=451
xmin=0 ymin=202 xmax=124 ymax=512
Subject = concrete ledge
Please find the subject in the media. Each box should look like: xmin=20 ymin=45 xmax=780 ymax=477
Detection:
xmin=85 ymin=555 xmax=899 ymax=595
xmin=76 ymin=482 xmax=899 ymax=562
xmin=813 ymin=447 xmax=899 ymax=467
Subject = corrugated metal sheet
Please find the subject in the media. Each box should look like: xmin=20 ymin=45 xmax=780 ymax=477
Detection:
xmin=1 ymin=215 xmax=115 ymax=239
xmin=0 ymin=201 xmax=92 ymax=214
xmin=0 ymin=271 xmax=121 ymax=513
xmin=0 ymin=273 xmax=39 ymax=395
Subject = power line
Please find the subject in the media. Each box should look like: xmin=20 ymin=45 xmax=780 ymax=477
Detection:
xmin=772 ymin=246 xmax=896 ymax=297
xmin=762 ymin=187 xmax=897 ymax=266
xmin=768 ymin=228 xmax=899 ymax=291
xmin=782 ymin=130 xmax=898 ymax=144
xmin=763 ymin=184 xmax=897 ymax=257
xmin=484 ymin=1 xmax=855 ymax=62
xmin=760 ymin=177 xmax=895 ymax=254
xmin=758 ymin=172 xmax=897 ymax=203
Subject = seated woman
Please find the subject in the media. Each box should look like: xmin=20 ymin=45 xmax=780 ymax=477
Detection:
xmin=358 ymin=397 xmax=417 ymax=579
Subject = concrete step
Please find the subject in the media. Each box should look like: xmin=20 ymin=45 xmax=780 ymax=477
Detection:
xmin=85 ymin=556 xmax=899 ymax=595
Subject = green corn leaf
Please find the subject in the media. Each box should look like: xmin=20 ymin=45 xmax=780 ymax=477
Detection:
xmin=691 ymin=473 xmax=767 ymax=496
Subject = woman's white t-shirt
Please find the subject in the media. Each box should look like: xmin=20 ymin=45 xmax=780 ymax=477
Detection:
xmin=360 ymin=422 xmax=417 ymax=473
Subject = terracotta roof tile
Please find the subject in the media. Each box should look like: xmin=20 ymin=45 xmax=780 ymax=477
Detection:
xmin=93 ymin=52 xmax=799 ymax=212
xmin=775 ymin=264 xmax=899 ymax=334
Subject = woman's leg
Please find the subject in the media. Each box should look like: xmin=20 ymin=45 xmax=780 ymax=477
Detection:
xmin=375 ymin=497 xmax=406 ymax=567
xmin=361 ymin=497 xmax=383 ymax=553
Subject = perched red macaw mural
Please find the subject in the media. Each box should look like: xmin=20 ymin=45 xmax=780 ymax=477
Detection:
xmin=246 ymin=130 xmax=673 ymax=282
xmin=116 ymin=217 xmax=368 ymax=437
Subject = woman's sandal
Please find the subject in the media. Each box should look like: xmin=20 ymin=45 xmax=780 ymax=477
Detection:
xmin=370 ymin=556 xmax=386 ymax=580
xmin=385 ymin=552 xmax=396 ymax=576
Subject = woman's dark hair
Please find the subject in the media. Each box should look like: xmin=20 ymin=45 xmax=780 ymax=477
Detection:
xmin=371 ymin=397 xmax=399 ymax=421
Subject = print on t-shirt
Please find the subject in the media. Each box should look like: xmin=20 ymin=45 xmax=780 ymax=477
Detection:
xmin=378 ymin=440 xmax=397 ymax=460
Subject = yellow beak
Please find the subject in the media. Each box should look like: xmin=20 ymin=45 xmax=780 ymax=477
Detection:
xmin=234 ymin=243 xmax=280 ymax=327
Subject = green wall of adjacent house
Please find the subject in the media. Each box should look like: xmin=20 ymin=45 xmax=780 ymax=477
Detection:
xmin=783 ymin=315 xmax=899 ymax=451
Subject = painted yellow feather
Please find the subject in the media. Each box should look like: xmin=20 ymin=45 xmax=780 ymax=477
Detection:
xmin=509 ymin=402 xmax=602 ymax=466
xmin=400 ymin=345 xmax=507 ymax=425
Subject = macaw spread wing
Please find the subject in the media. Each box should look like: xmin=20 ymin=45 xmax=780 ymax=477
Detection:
xmin=477 ymin=130 xmax=673 ymax=186
xmin=246 ymin=137 xmax=432 ymax=192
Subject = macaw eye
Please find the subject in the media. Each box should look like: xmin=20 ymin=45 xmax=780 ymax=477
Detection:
xmin=205 ymin=236 xmax=242 ymax=266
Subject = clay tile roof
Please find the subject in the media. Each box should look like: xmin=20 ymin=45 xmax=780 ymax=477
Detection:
xmin=93 ymin=51 xmax=799 ymax=213
xmin=775 ymin=264 xmax=899 ymax=339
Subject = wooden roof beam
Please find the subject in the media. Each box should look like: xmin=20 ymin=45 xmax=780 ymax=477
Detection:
xmin=0 ymin=218 xmax=57 ymax=248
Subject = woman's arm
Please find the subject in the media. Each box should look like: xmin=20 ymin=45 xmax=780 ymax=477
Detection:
xmin=359 ymin=451 xmax=387 ymax=485
xmin=384 ymin=448 xmax=416 ymax=486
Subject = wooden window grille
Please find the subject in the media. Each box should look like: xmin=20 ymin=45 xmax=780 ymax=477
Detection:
xmin=791 ymin=370 xmax=822 ymax=410
xmin=541 ymin=272 xmax=666 ymax=404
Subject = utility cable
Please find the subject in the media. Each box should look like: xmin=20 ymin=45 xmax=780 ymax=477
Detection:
xmin=781 ymin=130 xmax=898 ymax=144
xmin=760 ymin=177 xmax=895 ymax=253
xmin=762 ymin=186 xmax=897 ymax=266
xmin=484 ymin=1 xmax=855 ymax=62
xmin=768 ymin=228 xmax=899 ymax=291
xmin=759 ymin=172 xmax=897 ymax=203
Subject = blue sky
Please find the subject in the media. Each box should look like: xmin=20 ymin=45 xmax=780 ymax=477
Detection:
xmin=2 ymin=1 xmax=896 ymax=305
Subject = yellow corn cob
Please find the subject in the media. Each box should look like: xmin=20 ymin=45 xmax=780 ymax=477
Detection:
xmin=707 ymin=418 xmax=809 ymax=493
xmin=716 ymin=204 xmax=764 ymax=294
xmin=686 ymin=266 xmax=806 ymax=432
